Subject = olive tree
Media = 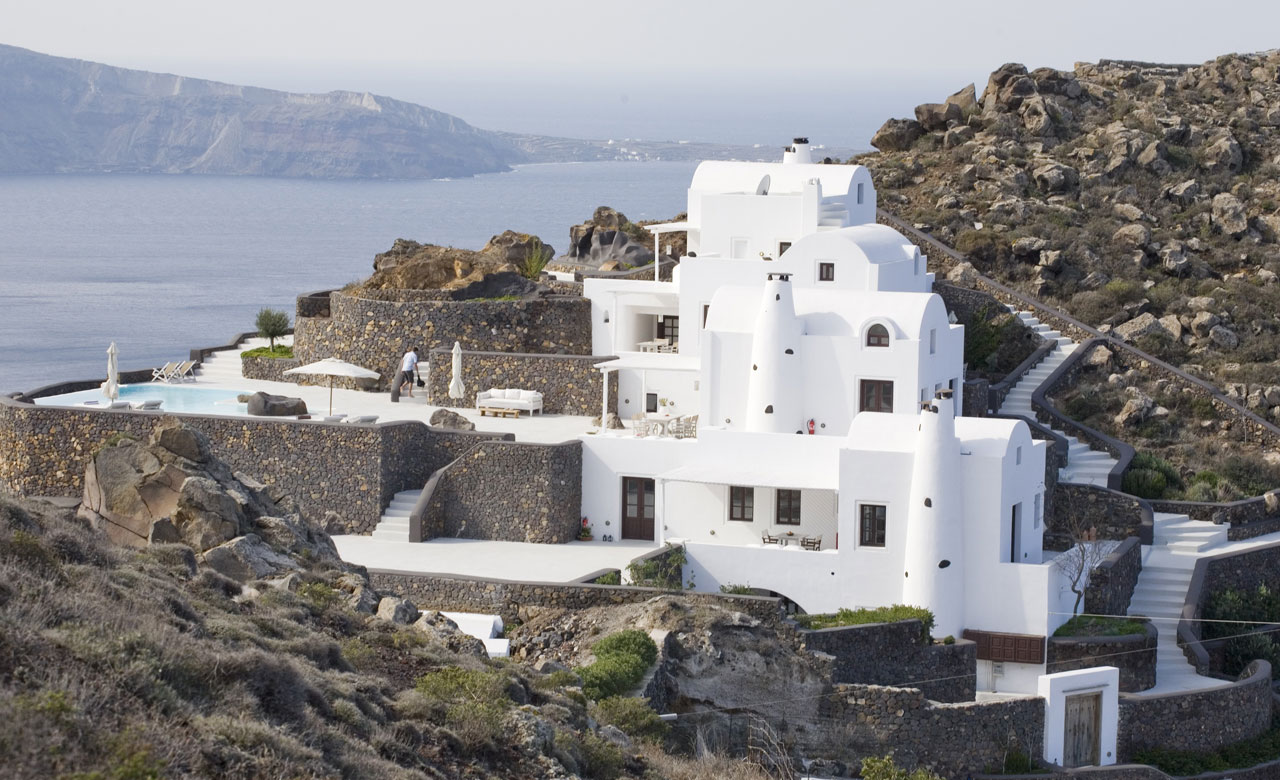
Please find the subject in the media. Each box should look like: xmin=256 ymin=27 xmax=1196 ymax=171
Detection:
xmin=255 ymin=308 xmax=290 ymax=349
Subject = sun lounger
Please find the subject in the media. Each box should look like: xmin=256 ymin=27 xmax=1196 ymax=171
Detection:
xmin=322 ymin=414 xmax=347 ymax=422
xmin=107 ymin=400 xmax=131 ymax=409
xmin=151 ymin=362 xmax=179 ymax=382
xmin=166 ymin=361 xmax=196 ymax=382
xmin=130 ymin=399 xmax=163 ymax=410
xmin=344 ymin=415 xmax=379 ymax=424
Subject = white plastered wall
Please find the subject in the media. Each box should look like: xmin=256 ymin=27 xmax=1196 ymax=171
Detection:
xmin=1039 ymin=667 xmax=1120 ymax=768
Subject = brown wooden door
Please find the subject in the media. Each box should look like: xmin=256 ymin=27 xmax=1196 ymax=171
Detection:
xmin=622 ymin=477 xmax=655 ymax=541
xmin=1063 ymin=692 xmax=1102 ymax=767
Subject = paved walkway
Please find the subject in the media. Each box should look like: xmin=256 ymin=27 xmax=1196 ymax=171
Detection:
xmin=334 ymin=536 xmax=658 ymax=582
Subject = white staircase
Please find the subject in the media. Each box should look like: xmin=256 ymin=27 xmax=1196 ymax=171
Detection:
xmin=194 ymin=335 xmax=293 ymax=385
xmin=371 ymin=489 xmax=421 ymax=542
xmin=1125 ymin=512 xmax=1232 ymax=694
xmin=818 ymin=202 xmax=848 ymax=228
xmin=997 ymin=312 xmax=1118 ymax=487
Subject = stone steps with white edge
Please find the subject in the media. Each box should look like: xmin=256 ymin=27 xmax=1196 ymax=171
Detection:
xmin=194 ymin=336 xmax=293 ymax=383
xmin=371 ymin=489 xmax=422 ymax=542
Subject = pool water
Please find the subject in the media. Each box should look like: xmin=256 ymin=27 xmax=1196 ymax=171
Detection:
xmin=34 ymin=384 xmax=249 ymax=415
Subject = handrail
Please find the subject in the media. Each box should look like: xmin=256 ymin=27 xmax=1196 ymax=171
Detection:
xmin=878 ymin=208 xmax=1280 ymax=442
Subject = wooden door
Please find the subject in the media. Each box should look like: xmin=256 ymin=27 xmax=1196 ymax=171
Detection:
xmin=1063 ymin=692 xmax=1102 ymax=767
xmin=622 ymin=477 xmax=655 ymax=541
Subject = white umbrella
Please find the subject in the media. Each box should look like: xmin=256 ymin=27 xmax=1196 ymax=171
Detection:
xmin=448 ymin=341 xmax=465 ymax=400
xmin=283 ymin=357 xmax=380 ymax=416
xmin=102 ymin=342 xmax=119 ymax=400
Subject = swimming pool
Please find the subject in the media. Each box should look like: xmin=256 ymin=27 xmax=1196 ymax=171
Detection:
xmin=34 ymin=384 xmax=249 ymax=416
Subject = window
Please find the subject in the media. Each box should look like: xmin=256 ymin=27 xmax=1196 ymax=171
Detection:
xmin=729 ymin=486 xmax=754 ymax=522
xmin=929 ymin=328 xmax=937 ymax=354
xmin=702 ymin=304 xmax=710 ymax=328
xmin=1016 ymin=446 xmax=1022 ymax=465
xmin=731 ymin=237 xmax=748 ymax=258
xmin=645 ymin=393 xmax=658 ymax=413
xmin=1033 ymin=492 xmax=1042 ymax=529
xmin=776 ymin=489 xmax=802 ymax=525
xmin=866 ymin=324 xmax=890 ymax=347
xmin=657 ymin=315 xmax=679 ymax=345
xmin=778 ymin=241 xmax=792 ymax=255
xmin=860 ymin=380 xmax=893 ymax=413
xmin=818 ymin=262 xmax=835 ymax=282
xmin=857 ymin=182 xmax=864 ymax=205
xmin=860 ymin=504 xmax=886 ymax=547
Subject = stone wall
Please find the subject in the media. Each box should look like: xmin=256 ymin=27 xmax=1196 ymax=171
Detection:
xmin=1085 ymin=537 xmax=1144 ymax=618
xmin=1117 ymin=660 xmax=1272 ymax=759
xmin=426 ymin=349 xmax=617 ymax=415
xmin=1047 ymin=622 xmax=1157 ymax=692
xmin=807 ymin=683 xmax=1045 ymax=778
xmin=293 ymin=291 xmax=592 ymax=390
xmin=976 ymin=761 xmax=1280 ymax=780
xmin=1203 ymin=539 xmax=1280 ymax=599
xmin=241 ymin=356 xmax=302 ymax=382
xmin=798 ymin=619 xmax=976 ymax=702
xmin=295 ymin=289 xmax=334 ymax=319
xmin=1049 ymin=483 xmax=1153 ymax=548
xmin=366 ymin=569 xmax=785 ymax=625
xmin=0 ymin=397 xmax=498 ymax=534
xmin=422 ymin=439 xmax=583 ymax=544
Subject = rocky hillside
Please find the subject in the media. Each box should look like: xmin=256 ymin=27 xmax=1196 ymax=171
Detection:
xmin=0 ymin=420 xmax=772 ymax=779
xmin=861 ymin=51 xmax=1280 ymax=389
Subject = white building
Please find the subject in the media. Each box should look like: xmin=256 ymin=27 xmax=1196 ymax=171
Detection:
xmin=579 ymin=140 xmax=1077 ymax=693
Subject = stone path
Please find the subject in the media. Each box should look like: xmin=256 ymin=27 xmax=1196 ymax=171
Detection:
xmin=997 ymin=310 xmax=1118 ymax=486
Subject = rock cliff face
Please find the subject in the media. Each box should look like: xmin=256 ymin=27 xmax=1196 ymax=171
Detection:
xmin=863 ymin=52 xmax=1280 ymax=385
xmin=0 ymin=43 xmax=524 ymax=178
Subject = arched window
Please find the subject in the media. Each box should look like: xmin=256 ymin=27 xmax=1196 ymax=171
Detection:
xmin=866 ymin=324 xmax=890 ymax=347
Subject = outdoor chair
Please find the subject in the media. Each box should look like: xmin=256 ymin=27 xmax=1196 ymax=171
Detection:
xmin=632 ymin=413 xmax=650 ymax=438
xmin=344 ymin=415 xmax=379 ymax=424
xmin=167 ymin=360 xmax=196 ymax=382
xmin=800 ymin=535 xmax=823 ymax=551
xmin=151 ymin=362 xmax=179 ymax=382
xmin=130 ymin=399 xmax=163 ymax=410
xmin=672 ymin=414 xmax=698 ymax=439
xmin=762 ymin=531 xmax=781 ymax=546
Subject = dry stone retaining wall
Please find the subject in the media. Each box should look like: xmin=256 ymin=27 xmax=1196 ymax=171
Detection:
xmin=1049 ymin=483 xmax=1153 ymax=547
xmin=241 ymin=356 xmax=302 ymax=382
xmin=1085 ymin=536 xmax=1144 ymax=618
xmin=1117 ymin=661 xmax=1272 ymax=759
xmin=426 ymin=349 xmax=616 ymax=415
xmin=1047 ymin=622 xmax=1156 ymax=692
xmin=798 ymin=619 xmax=976 ymax=703
xmin=0 ymin=397 xmax=496 ymax=534
xmin=293 ymin=291 xmax=592 ymax=390
xmin=422 ymin=439 xmax=583 ymax=543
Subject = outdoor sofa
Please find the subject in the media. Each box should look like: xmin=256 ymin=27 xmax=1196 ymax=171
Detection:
xmin=475 ymin=388 xmax=544 ymax=415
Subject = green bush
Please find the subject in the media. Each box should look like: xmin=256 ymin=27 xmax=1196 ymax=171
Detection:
xmin=861 ymin=753 xmax=944 ymax=780
xmin=414 ymin=668 xmax=514 ymax=751
xmin=1122 ymin=452 xmax=1183 ymax=499
xmin=254 ymin=308 xmax=291 ymax=349
xmin=1052 ymin=615 xmax=1147 ymax=637
xmin=593 ymin=571 xmax=621 ymax=586
xmin=576 ymin=630 xmax=658 ymax=701
xmin=1224 ymin=634 xmax=1280 ymax=679
xmin=297 ymin=582 xmax=342 ymax=612
xmin=793 ymin=605 xmax=935 ymax=643
xmin=1133 ymin=718 xmax=1280 ymax=774
xmin=1221 ymin=455 xmax=1280 ymax=497
xmin=241 ymin=345 xmax=294 ymax=359
xmin=519 ymin=238 xmax=553 ymax=280
xmin=719 ymin=583 xmax=754 ymax=595
xmin=1204 ymin=586 xmax=1280 ymax=640
xmin=594 ymin=696 xmax=669 ymax=744
xmin=626 ymin=543 xmax=687 ymax=589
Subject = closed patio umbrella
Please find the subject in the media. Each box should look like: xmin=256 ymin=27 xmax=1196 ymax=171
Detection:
xmin=102 ymin=342 xmax=119 ymax=400
xmin=448 ymin=341 xmax=465 ymax=400
xmin=283 ymin=357 xmax=380 ymax=416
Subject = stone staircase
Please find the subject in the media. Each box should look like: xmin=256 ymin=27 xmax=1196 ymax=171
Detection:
xmin=997 ymin=311 xmax=1118 ymax=487
xmin=1125 ymin=512 xmax=1232 ymax=694
xmin=371 ymin=489 xmax=421 ymax=542
xmin=194 ymin=335 xmax=293 ymax=385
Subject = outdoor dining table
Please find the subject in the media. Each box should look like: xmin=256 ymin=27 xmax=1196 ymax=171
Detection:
xmin=645 ymin=412 xmax=675 ymax=435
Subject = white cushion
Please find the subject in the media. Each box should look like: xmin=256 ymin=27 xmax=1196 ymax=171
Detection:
xmin=487 ymin=388 xmax=501 ymax=396
xmin=504 ymin=389 xmax=521 ymax=399
xmin=519 ymin=390 xmax=539 ymax=401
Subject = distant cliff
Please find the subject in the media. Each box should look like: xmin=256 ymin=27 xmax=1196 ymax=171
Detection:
xmin=0 ymin=44 xmax=524 ymax=178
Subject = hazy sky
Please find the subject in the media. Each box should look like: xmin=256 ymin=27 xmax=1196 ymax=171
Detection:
xmin=4 ymin=1 xmax=1278 ymax=147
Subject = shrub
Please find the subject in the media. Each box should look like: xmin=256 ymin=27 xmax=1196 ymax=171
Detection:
xmin=861 ymin=753 xmax=944 ymax=780
xmin=255 ymin=308 xmax=291 ymax=349
xmin=519 ymin=238 xmax=553 ymax=280
xmin=793 ymin=605 xmax=935 ymax=643
xmin=592 ymin=630 xmax=658 ymax=667
xmin=593 ymin=571 xmax=621 ymax=585
xmin=577 ymin=630 xmax=658 ymax=701
xmin=626 ymin=543 xmax=687 ymax=589
xmin=1122 ymin=452 xmax=1183 ymax=499
xmin=1224 ymin=634 xmax=1280 ymax=678
xmin=1133 ymin=718 xmax=1280 ymax=774
xmin=1220 ymin=456 xmax=1280 ymax=497
xmin=1052 ymin=615 xmax=1147 ymax=637
xmin=594 ymin=696 xmax=669 ymax=744
xmin=297 ymin=582 xmax=342 ymax=612
xmin=241 ymin=344 xmax=294 ymax=359
xmin=719 ymin=583 xmax=754 ymax=595
xmin=414 ymin=668 xmax=514 ymax=751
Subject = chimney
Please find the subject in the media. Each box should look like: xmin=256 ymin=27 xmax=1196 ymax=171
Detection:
xmin=744 ymin=273 xmax=805 ymax=433
xmin=782 ymin=137 xmax=813 ymax=165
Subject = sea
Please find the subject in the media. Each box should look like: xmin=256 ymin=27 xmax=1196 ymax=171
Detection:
xmin=0 ymin=161 xmax=698 ymax=394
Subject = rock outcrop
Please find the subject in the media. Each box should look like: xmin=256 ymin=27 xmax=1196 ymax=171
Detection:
xmin=562 ymin=206 xmax=686 ymax=270
xmin=246 ymin=391 xmax=307 ymax=417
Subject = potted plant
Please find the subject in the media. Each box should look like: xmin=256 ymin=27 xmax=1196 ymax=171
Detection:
xmin=578 ymin=517 xmax=593 ymax=541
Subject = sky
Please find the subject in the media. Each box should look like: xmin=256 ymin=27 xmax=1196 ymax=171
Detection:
xmin=3 ymin=0 xmax=1279 ymax=147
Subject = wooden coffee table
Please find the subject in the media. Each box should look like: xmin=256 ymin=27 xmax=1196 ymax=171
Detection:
xmin=478 ymin=406 xmax=521 ymax=418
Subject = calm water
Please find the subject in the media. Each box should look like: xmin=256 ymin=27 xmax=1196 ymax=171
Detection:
xmin=0 ymin=162 xmax=697 ymax=393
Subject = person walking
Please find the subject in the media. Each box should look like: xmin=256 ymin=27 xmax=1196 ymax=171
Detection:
xmin=391 ymin=346 xmax=420 ymax=402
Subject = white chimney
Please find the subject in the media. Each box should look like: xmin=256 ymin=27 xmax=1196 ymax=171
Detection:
xmin=744 ymin=273 xmax=805 ymax=433
xmin=781 ymin=137 xmax=812 ymax=165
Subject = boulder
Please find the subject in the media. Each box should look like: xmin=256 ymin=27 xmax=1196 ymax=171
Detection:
xmin=915 ymin=101 xmax=961 ymax=132
xmin=153 ymin=424 xmax=210 ymax=463
xmin=481 ymin=230 xmax=555 ymax=267
xmin=1113 ymin=203 xmax=1145 ymax=222
xmin=413 ymin=611 xmax=488 ymax=657
xmin=1038 ymin=250 xmax=1065 ymax=272
xmin=255 ymin=513 xmax=340 ymax=562
xmin=946 ymin=83 xmax=978 ymax=112
xmin=590 ymin=412 xmax=625 ymax=430
xmin=430 ymin=408 xmax=476 ymax=430
xmin=1012 ymin=237 xmax=1048 ymax=257
xmin=348 ymin=586 xmax=380 ymax=614
xmin=1160 ymin=243 xmax=1191 ymax=277
xmin=982 ymin=63 xmax=1035 ymax=112
xmin=947 ymin=262 xmax=981 ymax=285
xmin=1113 ymin=312 xmax=1164 ymax=341
xmin=173 ymin=475 xmax=246 ymax=551
xmin=449 ymin=271 xmax=539 ymax=300
xmin=376 ymin=596 xmax=420 ymax=625
xmin=1019 ymin=95 xmax=1055 ymax=136
xmin=1085 ymin=346 xmax=1114 ymax=369
xmin=1265 ymin=490 xmax=1280 ymax=514
xmin=870 ymin=118 xmax=924 ymax=152
xmin=1209 ymin=324 xmax=1240 ymax=349
xmin=1211 ymin=193 xmax=1249 ymax=237
xmin=943 ymin=125 xmax=975 ymax=148
xmin=1187 ymin=295 xmax=1216 ymax=312
xmin=1113 ymin=224 xmax=1151 ymax=249
xmin=1115 ymin=393 xmax=1154 ymax=427
xmin=78 ymin=438 xmax=181 ymax=546
xmin=246 ymin=392 xmax=307 ymax=417
xmin=1136 ymin=141 xmax=1170 ymax=174
xmin=1158 ymin=315 xmax=1184 ymax=341
xmin=1033 ymin=163 xmax=1079 ymax=194
xmin=202 ymin=534 xmax=300 ymax=583
xmin=1202 ymin=133 xmax=1243 ymax=173
xmin=1165 ymin=179 xmax=1200 ymax=206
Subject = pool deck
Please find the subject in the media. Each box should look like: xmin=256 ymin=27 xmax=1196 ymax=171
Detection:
xmin=334 ymin=536 xmax=658 ymax=582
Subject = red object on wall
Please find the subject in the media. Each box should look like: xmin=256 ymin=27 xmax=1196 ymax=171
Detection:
xmin=807 ymin=418 xmax=815 ymax=435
